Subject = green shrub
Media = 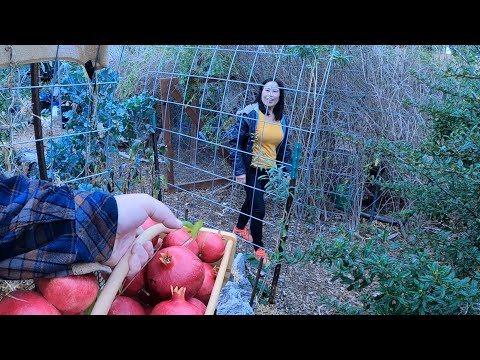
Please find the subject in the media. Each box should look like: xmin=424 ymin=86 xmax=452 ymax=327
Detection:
xmin=47 ymin=63 xmax=157 ymax=188
xmin=290 ymin=228 xmax=480 ymax=314
xmin=292 ymin=46 xmax=480 ymax=314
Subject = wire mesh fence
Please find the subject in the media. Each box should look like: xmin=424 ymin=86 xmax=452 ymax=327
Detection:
xmin=131 ymin=46 xmax=363 ymax=246
xmin=1 ymin=45 xmax=427 ymax=306
xmin=0 ymin=45 xmax=118 ymax=190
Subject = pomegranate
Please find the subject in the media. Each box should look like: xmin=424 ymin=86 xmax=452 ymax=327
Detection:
xmin=188 ymin=297 xmax=207 ymax=314
xmin=162 ymin=228 xmax=199 ymax=255
xmin=36 ymin=274 xmax=99 ymax=315
xmin=196 ymin=231 xmax=225 ymax=263
xmin=141 ymin=216 xmax=160 ymax=246
xmin=108 ymin=296 xmax=145 ymax=315
xmin=147 ymin=245 xmax=205 ymax=300
xmin=195 ymin=263 xmax=217 ymax=305
xmin=0 ymin=290 xmax=61 ymax=315
xmin=122 ymin=266 xmax=146 ymax=297
xmin=150 ymin=287 xmax=204 ymax=315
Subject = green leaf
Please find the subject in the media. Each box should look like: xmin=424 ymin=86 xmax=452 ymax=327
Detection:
xmin=83 ymin=298 xmax=97 ymax=315
xmin=439 ymin=285 xmax=446 ymax=298
xmin=189 ymin=220 xmax=204 ymax=240
xmin=159 ymin=144 xmax=168 ymax=156
xmin=182 ymin=220 xmax=194 ymax=229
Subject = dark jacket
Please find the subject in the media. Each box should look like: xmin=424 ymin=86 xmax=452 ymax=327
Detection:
xmin=228 ymin=103 xmax=292 ymax=177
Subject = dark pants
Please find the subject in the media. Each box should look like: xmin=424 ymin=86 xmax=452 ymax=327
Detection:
xmin=236 ymin=167 xmax=269 ymax=250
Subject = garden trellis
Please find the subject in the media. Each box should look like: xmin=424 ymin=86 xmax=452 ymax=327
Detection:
xmin=0 ymin=45 xmax=423 ymax=304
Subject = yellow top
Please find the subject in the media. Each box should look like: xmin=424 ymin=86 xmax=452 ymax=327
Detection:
xmin=251 ymin=111 xmax=284 ymax=169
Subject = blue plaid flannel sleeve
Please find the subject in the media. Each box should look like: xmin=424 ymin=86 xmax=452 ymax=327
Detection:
xmin=0 ymin=175 xmax=118 ymax=279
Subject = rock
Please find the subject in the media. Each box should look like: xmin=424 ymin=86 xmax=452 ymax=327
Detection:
xmin=216 ymin=282 xmax=254 ymax=315
xmin=229 ymin=253 xmax=253 ymax=290
xmin=216 ymin=253 xmax=254 ymax=315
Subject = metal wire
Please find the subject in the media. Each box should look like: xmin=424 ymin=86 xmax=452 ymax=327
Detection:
xmin=1 ymin=46 xmax=423 ymax=307
xmin=0 ymin=45 xmax=123 ymax=187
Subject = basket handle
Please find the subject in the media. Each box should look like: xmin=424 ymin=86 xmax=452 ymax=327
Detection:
xmin=204 ymin=239 xmax=234 ymax=315
xmin=90 ymin=223 xmax=170 ymax=315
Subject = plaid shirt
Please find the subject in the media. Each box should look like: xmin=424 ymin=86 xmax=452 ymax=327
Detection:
xmin=0 ymin=175 xmax=118 ymax=280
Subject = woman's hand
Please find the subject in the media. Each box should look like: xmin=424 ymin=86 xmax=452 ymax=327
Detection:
xmin=235 ymin=174 xmax=246 ymax=184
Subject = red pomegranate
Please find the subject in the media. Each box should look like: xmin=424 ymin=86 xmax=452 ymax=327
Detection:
xmin=36 ymin=274 xmax=99 ymax=315
xmin=150 ymin=287 xmax=204 ymax=315
xmin=147 ymin=245 xmax=205 ymax=300
xmin=0 ymin=290 xmax=61 ymax=315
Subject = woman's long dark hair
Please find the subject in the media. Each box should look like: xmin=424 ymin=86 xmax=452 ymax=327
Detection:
xmin=255 ymin=78 xmax=285 ymax=120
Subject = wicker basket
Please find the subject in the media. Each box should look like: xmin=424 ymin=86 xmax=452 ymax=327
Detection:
xmin=90 ymin=224 xmax=237 ymax=315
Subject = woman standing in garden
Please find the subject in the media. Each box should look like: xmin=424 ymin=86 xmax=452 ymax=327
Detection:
xmin=228 ymin=78 xmax=292 ymax=264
